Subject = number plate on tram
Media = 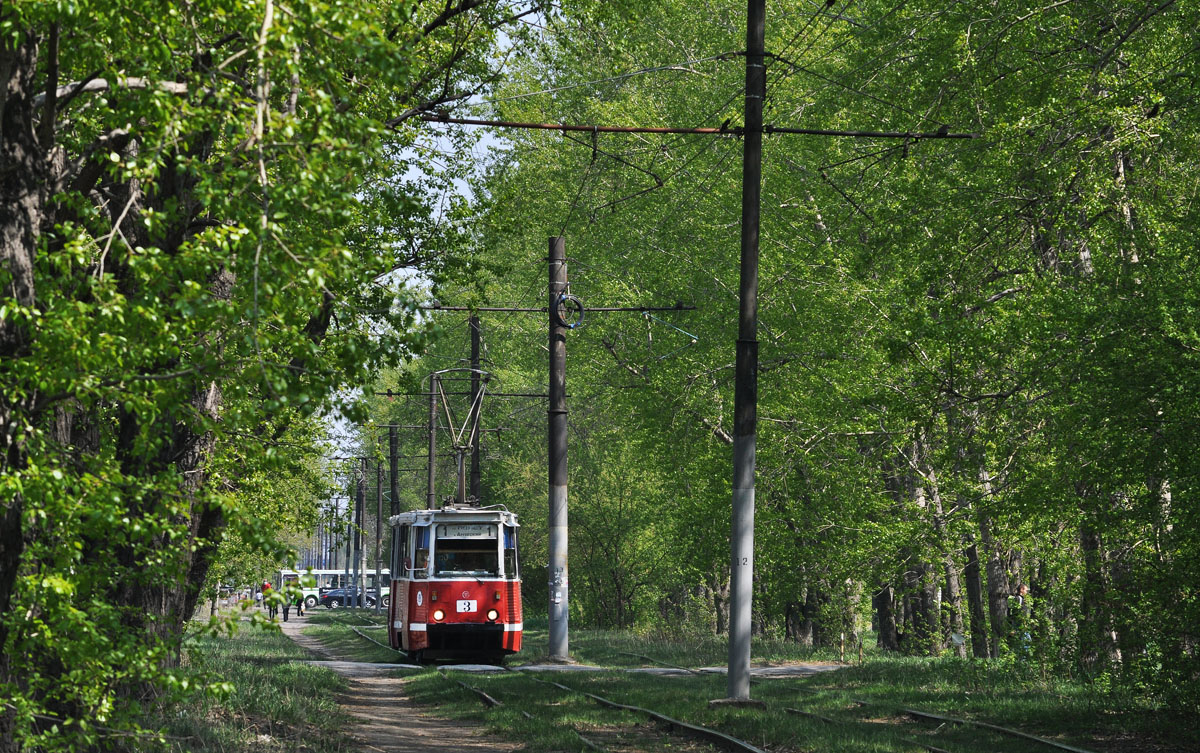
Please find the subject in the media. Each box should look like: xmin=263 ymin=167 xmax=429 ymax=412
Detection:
xmin=456 ymin=599 xmax=477 ymax=613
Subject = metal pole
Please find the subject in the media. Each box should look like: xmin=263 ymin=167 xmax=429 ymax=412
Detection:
xmin=548 ymin=236 xmax=570 ymax=662
xmin=428 ymin=376 xmax=438 ymax=509
xmin=469 ymin=315 xmax=482 ymax=502
xmin=375 ymin=458 xmax=383 ymax=613
xmin=456 ymin=448 xmax=467 ymax=504
xmin=389 ymin=426 xmax=400 ymax=516
xmin=354 ymin=464 xmax=365 ymax=608
xmin=343 ymin=497 xmax=351 ymax=599
xmin=728 ymin=0 xmax=765 ymax=702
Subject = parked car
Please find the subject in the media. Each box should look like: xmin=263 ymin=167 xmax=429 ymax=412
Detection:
xmin=318 ymin=588 xmax=377 ymax=609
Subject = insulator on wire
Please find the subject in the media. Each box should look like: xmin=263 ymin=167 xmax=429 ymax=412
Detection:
xmin=552 ymin=293 xmax=585 ymax=330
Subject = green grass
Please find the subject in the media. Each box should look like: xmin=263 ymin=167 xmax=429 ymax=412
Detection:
xmin=406 ymin=661 xmax=1196 ymax=753
xmin=167 ymin=614 xmax=1197 ymax=753
xmin=161 ymin=620 xmax=351 ymax=752
xmin=301 ymin=609 xmax=409 ymax=664
xmin=515 ymin=615 xmax=850 ymax=667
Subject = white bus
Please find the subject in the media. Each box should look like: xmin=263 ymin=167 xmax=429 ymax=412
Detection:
xmin=278 ymin=569 xmax=391 ymax=609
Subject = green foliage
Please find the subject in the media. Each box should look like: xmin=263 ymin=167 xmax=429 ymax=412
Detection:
xmin=0 ymin=0 xmax=538 ymax=749
xmin=360 ymin=0 xmax=1200 ymax=716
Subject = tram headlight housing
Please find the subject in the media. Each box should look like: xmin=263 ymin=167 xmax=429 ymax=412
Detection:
xmin=432 ymin=609 xmax=445 ymax=622
xmin=486 ymin=609 xmax=499 ymax=621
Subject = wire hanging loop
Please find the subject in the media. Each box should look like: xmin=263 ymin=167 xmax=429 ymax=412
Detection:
xmin=552 ymin=293 xmax=585 ymax=330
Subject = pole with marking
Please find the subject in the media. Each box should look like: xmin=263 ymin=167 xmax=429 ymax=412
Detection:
xmin=547 ymin=236 xmax=570 ymax=662
xmin=343 ymin=495 xmax=351 ymax=601
xmin=375 ymin=457 xmax=383 ymax=613
xmin=427 ymin=376 xmax=438 ymax=508
xmin=354 ymin=459 xmax=365 ymax=608
xmin=389 ymin=426 xmax=400 ymax=517
xmin=469 ymin=315 xmax=483 ymax=502
xmin=728 ymin=0 xmax=765 ymax=701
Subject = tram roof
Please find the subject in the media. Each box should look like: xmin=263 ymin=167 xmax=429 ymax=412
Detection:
xmin=388 ymin=505 xmax=518 ymax=528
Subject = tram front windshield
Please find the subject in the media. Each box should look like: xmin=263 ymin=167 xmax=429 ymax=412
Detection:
xmin=434 ymin=525 xmax=498 ymax=577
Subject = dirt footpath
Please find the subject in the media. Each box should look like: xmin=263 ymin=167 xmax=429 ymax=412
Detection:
xmin=278 ymin=615 xmax=519 ymax=753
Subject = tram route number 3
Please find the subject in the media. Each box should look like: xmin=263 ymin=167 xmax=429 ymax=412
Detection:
xmin=457 ymin=599 xmax=477 ymax=613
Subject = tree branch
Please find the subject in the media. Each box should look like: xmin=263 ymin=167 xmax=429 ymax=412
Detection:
xmin=33 ymin=77 xmax=189 ymax=108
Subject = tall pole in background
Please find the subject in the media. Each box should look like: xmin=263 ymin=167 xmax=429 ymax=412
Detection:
xmin=389 ymin=426 xmax=400 ymax=517
xmin=351 ymin=461 xmax=364 ymax=607
xmin=375 ymin=458 xmax=383 ymax=613
xmin=728 ymin=0 xmax=765 ymax=702
xmin=469 ymin=315 xmax=482 ymax=502
xmin=427 ymin=377 xmax=438 ymax=508
xmin=343 ymin=495 xmax=351 ymax=599
xmin=547 ymin=236 xmax=570 ymax=662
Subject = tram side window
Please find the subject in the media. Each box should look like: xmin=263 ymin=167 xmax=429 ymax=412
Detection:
xmin=393 ymin=525 xmax=409 ymax=575
xmin=504 ymin=526 xmax=519 ymax=580
xmin=413 ymin=526 xmax=429 ymax=579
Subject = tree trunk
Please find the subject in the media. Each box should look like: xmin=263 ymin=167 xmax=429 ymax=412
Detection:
xmin=921 ymin=562 xmax=943 ymax=655
xmin=976 ymin=466 xmax=1010 ymax=659
xmin=1079 ymin=519 xmax=1121 ymax=672
xmin=785 ymin=600 xmax=808 ymax=645
xmin=929 ymin=474 xmax=965 ymax=657
xmin=874 ymin=585 xmax=900 ymax=652
xmin=963 ymin=539 xmax=990 ymax=658
xmin=0 ymin=30 xmax=45 ymax=753
xmin=711 ymin=567 xmax=730 ymax=635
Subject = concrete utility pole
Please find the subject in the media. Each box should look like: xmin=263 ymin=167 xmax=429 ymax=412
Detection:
xmin=375 ymin=459 xmax=383 ymax=613
xmin=427 ymin=378 xmax=438 ymax=508
xmin=469 ymin=315 xmax=483 ymax=502
xmin=547 ymin=236 xmax=570 ymax=662
xmin=728 ymin=0 xmax=765 ymax=702
xmin=389 ymin=426 xmax=400 ymax=516
xmin=343 ymin=495 xmax=351 ymax=600
xmin=418 ymin=289 xmax=686 ymax=664
xmin=353 ymin=459 xmax=365 ymax=607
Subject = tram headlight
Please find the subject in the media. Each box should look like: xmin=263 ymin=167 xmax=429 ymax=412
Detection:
xmin=432 ymin=609 xmax=445 ymax=622
xmin=486 ymin=609 xmax=499 ymax=621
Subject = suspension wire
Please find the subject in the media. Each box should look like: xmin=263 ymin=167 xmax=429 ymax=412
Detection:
xmin=484 ymin=51 xmax=743 ymax=104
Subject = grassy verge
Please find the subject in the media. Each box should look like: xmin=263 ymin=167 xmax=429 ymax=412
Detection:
xmin=300 ymin=609 xmax=405 ymax=663
xmin=250 ymin=613 xmax=1193 ymax=753
xmin=516 ymin=615 xmax=848 ymax=667
xmin=160 ymin=619 xmax=352 ymax=752
xmin=407 ymin=662 xmax=1194 ymax=753
xmin=307 ymin=615 xmax=1191 ymax=753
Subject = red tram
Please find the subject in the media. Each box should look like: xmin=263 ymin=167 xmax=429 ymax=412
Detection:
xmin=387 ymin=504 xmax=522 ymax=662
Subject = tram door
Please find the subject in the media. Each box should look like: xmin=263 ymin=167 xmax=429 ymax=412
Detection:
xmin=390 ymin=524 xmax=408 ymax=649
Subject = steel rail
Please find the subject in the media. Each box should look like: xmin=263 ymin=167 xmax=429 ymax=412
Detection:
xmin=616 ymin=651 xmax=702 ymax=675
xmin=520 ymin=673 xmax=770 ymax=753
xmin=439 ymin=671 xmax=504 ymax=708
xmin=901 ymin=707 xmax=1099 ymax=753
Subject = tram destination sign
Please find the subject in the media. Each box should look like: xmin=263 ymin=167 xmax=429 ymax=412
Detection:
xmin=438 ymin=524 xmax=497 ymax=539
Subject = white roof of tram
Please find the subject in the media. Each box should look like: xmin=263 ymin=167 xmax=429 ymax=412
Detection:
xmin=388 ymin=505 xmax=519 ymax=528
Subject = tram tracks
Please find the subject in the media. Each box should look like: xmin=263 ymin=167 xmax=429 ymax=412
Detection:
xmin=323 ymin=620 xmax=1100 ymax=753
xmin=616 ymin=651 xmax=1102 ymax=753
xmin=441 ymin=667 xmax=765 ymax=753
